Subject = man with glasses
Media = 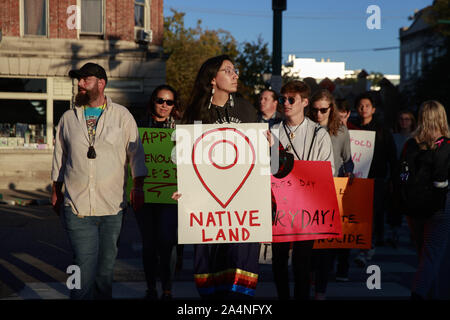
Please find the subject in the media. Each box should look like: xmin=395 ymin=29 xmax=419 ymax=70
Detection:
xmin=51 ymin=62 xmax=147 ymax=300
xmin=270 ymin=80 xmax=334 ymax=300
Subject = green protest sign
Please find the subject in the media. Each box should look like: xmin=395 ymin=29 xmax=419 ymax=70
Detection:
xmin=127 ymin=128 xmax=177 ymax=204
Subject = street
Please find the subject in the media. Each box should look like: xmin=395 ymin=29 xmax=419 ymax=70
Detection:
xmin=0 ymin=188 xmax=429 ymax=301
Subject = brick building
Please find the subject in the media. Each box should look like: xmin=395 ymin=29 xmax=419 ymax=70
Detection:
xmin=0 ymin=0 xmax=165 ymax=189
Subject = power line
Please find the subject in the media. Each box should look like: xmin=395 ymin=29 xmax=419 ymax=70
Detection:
xmin=283 ymin=46 xmax=399 ymax=54
xmin=167 ymin=6 xmax=407 ymax=20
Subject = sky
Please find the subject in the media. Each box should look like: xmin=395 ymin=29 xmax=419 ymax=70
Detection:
xmin=163 ymin=0 xmax=434 ymax=75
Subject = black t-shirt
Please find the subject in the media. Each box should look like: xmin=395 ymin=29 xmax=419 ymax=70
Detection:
xmin=209 ymin=94 xmax=257 ymax=124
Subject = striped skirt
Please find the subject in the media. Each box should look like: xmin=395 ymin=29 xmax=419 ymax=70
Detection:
xmin=193 ymin=243 xmax=260 ymax=299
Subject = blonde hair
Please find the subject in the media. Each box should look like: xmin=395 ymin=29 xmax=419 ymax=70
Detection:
xmin=413 ymin=100 xmax=449 ymax=149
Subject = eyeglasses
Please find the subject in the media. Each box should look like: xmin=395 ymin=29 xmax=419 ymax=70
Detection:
xmin=311 ymin=107 xmax=330 ymax=114
xmin=155 ymin=98 xmax=175 ymax=106
xmin=278 ymin=96 xmax=296 ymax=105
xmin=219 ymin=68 xmax=239 ymax=76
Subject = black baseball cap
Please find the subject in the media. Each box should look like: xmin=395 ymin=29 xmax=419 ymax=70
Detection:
xmin=69 ymin=62 xmax=108 ymax=84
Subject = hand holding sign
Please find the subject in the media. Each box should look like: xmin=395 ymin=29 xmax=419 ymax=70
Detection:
xmin=171 ymin=191 xmax=181 ymax=201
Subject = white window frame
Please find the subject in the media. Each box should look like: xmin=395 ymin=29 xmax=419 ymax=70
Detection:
xmin=79 ymin=0 xmax=105 ymax=36
xmin=20 ymin=0 xmax=49 ymax=38
xmin=134 ymin=0 xmax=151 ymax=39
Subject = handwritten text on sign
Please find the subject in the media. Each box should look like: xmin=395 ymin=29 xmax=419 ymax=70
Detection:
xmin=314 ymin=177 xmax=374 ymax=249
xmin=271 ymin=160 xmax=342 ymax=242
xmin=127 ymin=128 xmax=177 ymax=204
xmin=349 ymin=130 xmax=375 ymax=179
xmin=176 ymin=123 xmax=272 ymax=244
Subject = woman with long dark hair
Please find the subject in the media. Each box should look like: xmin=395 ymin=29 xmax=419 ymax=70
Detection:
xmin=182 ymin=55 xmax=256 ymax=125
xmin=178 ymin=55 xmax=259 ymax=300
xmin=135 ymin=84 xmax=179 ymax=300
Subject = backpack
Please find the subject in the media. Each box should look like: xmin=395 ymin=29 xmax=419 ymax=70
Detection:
xmin=397 ymin=138 xmax=436 ymax=217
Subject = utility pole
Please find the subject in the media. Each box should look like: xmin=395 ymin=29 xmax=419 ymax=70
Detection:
xmin=271 ymin=0 xmax=286 ymax=93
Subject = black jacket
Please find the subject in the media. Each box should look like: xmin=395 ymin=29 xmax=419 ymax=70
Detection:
xmin=399 ymin=136 xmax=450 ymax=216
xmin=358 ymin=118 xmax=397 ymax=179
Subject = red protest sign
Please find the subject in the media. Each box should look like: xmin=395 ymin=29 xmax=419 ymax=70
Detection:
xmin=271 ymin=160 xmax=342 ymax=242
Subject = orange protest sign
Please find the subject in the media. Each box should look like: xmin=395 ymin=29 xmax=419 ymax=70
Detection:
xmin=271 ymin=160 xmax=342 ymax=242
xmin=314 ymin=177 xmax=373 ymax=249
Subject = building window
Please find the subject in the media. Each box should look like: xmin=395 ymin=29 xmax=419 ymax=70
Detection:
xmin=411 ymin=51 xmax=417 ymax=76
xmin=0 ymin=100 xmax=47 ymax=146
xmin=23 ymin=0 xmax=47 ymax=36
xmin=81 ymin=0 xmax=104 ymax=34
xmin=426 ymin=47 xmax=434 ymax=64
xmin=404 ymin=52 xmax=410 ymax=79
xmin=134 ymin=0 xmax=152 ymax=42
xmin=135 ymin=0 xmax=145 ymax=28
xmin=417 ymin=51 xmax=422 ymax=77
xmin=0 ymin=78 xmax=46 ymax=93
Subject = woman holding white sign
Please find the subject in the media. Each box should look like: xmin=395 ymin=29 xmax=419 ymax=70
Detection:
xmin=178 ymin=55 xmax=260 ymax=300
xmin=308 ymin=89 xmax=354 ymax=300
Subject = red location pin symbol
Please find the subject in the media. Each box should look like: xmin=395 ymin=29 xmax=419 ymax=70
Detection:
xmin=192 ymin=127 xmax=256 ymax=208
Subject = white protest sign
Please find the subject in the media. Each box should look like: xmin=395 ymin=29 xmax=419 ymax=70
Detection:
xmin=175 ymin=123 xmax=272 ymax=244
xmin=349 ymin=130 xmax=376 ymax=178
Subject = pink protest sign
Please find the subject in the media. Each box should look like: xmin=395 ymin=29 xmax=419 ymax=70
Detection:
xmin=271 ymin=160 xmax=342 ymax=242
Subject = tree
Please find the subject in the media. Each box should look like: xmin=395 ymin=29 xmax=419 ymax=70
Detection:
xmin=234 ymin=36 xmax=272 ymax=106
xmin=164 ymin=9 xmax=238 ymax=110
xmin=424 ymin=0 xmax=450 ymax=37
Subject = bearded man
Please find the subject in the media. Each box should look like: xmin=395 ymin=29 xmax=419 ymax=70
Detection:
xmin=51 ymin=63 xmax=147 ymax=299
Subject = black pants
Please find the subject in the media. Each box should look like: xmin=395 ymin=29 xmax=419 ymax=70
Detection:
xmin=134 ymin=203 xmax=177 ymax=293
xmin=311 ymin=249 xmax=334 ymax=294
xmin=271 ymin=240 xmax=314 ymax=300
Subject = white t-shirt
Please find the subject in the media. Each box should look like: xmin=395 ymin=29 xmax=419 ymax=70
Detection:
xmin=271 ymin=117 xmax=335 ymax=175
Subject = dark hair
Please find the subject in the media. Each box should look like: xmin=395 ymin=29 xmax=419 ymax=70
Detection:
xmin=148 ymin=84 xmax=179 ymax=117
xmin=182 ymin=55 xmax=232 ymax=124
xmin=354 ymin=92 xmax=375 ymax=110
xmin=280 ymin=80 xmax=310 ymax=100
xmin=308 ymin=89 xmax=341 ymax=136
xmin=335 ymin=98 xmax=350 ymax=113
xmin=261 ymin=89 xmax=278 ymax=101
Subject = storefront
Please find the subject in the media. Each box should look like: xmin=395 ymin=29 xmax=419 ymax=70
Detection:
xmin=0 ymin=76 xmax=72 ymax=149
xmin=0 ymin=74 xmax=162 ymax=189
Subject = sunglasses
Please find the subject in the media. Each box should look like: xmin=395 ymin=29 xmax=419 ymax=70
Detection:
xmin=155 ymin=98 xmax=175 ymax=106
xmin=278 ymin=96 xmax=296 ymax=105
xmin=311 ymin=107 xmax=330 ymax=114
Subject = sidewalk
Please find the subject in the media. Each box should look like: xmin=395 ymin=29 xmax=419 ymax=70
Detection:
xmin=0 ymin=188 xmax=51 ymax=206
